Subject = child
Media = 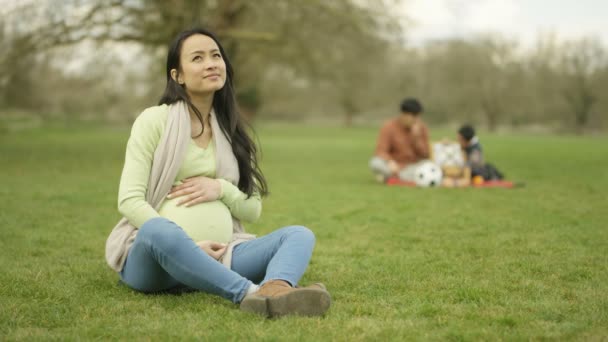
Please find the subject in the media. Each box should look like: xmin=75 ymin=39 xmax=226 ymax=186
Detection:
xmin=457 ymin=125 xmax=504 ymax=181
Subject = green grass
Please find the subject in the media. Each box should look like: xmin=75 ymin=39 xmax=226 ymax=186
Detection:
xmin=1 ymin=124 xmax=607 ymax=340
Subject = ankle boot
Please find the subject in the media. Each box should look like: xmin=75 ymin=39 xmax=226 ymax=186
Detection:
xmin=297 ymin=283 xmax=326 ymax=291
xmin=240 ymin=280 xmax=331 ymax=318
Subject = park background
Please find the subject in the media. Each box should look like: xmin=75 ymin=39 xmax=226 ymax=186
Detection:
xmin=1 ymin=0 xmax=607 ymax=340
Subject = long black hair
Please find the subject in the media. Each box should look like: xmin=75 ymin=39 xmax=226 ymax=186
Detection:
xmin=158 ymin=28 xmax=268 ymax=197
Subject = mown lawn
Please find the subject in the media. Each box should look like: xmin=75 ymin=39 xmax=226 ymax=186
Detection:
xmin=0 ymin=123 xmax=606 ymax=340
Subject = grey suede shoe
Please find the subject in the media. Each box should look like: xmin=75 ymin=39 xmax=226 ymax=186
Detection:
xmin=296 ymin=283 xmax=327 ymax=291
xmin=240 ymin=280 xmax=331 ymax=318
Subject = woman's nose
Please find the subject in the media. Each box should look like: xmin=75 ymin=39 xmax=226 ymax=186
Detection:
xmin=204 ymin=59 xmax=218 ymax=69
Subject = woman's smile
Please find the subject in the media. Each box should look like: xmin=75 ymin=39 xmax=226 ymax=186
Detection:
xmin=204 ymin=74 xmax=222 ymax=81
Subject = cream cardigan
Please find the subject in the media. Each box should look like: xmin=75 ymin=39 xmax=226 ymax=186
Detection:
xmin=105 ymin=101 xmax=254 ymax=272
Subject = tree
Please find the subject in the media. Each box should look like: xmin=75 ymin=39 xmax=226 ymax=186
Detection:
xmin=413 ymin=37 xmax=521 ymax=131
xmin=1 ymin=0 xmax=402 ymax=123
xmin=559 ymin=38 xmax=606 ymax=133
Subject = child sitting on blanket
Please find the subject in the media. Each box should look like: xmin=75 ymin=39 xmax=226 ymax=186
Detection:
xmin=457 ymin=125 xmax=504 ymax=181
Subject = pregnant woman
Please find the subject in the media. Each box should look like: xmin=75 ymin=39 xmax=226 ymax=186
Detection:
xmin=104 ymin=28 xmax=330 ymax=318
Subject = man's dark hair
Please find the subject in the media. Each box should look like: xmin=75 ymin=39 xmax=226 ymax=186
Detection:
xmin=458 ymin=124 xmax=476 ymax=142
xmin=400 ymin=98 xmax=423 ymax=115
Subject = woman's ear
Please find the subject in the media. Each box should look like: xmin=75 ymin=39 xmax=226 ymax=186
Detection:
xmin=170 ymin=69 xmax=183 ymax=85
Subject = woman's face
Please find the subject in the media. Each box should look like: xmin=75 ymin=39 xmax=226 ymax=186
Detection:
xmin=172 ymin=34 xmax=227 ymax=97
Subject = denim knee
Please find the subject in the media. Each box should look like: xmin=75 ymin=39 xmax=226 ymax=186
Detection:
xmin=285 ymin=225 xmax=316 ymax=245
xmin=139 ymin=217 xmax=172 ymax=236
xmin=137 ymin=217 xmax=182 ymax=251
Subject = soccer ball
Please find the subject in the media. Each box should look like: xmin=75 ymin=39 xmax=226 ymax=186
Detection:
xmin=414 ymin=161 xmax=443 ymax=187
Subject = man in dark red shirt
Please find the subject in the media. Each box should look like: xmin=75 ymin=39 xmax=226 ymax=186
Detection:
xmin=369 ymin=98 xmax=430 ymax=182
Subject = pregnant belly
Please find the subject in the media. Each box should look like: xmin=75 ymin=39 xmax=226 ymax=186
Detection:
xmin=158 ymin=198 xmax=233 ymax=243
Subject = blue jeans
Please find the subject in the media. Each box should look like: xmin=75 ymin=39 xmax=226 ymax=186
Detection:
xmin=119 ymin=217 xmax=316 ymax=303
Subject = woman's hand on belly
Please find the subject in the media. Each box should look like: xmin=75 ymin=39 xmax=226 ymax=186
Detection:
xmin=167 ymin=176 xmax=222 ymax=207
xmin=197 ymin=240 xmax=227 ymax=260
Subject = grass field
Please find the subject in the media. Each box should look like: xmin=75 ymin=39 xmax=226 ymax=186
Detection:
xmin=1 ymin=123 xmax=607 ymax=340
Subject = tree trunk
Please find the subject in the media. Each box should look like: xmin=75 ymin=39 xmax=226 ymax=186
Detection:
xmin=564 ymin=81 xmax=596 ymax=134
xmin=341 ymin=96 xmax=358 ymax=127
xmin=481 ymin=97 xmax=500 ymax=132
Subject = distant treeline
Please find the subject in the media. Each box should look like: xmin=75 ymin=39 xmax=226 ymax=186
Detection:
xmin=1 ymin=1 xmax=606 ymax=133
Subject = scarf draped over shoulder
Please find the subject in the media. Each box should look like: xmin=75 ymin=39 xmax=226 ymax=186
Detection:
xmin=105 ymin=101 xmax=252 ymax=272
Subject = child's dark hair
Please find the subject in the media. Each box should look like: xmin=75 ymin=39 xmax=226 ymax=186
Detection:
xmin=458 ymin=125 xmax=475 ymax=141
xmin=400 ymin=98 xmax=423 ymax=115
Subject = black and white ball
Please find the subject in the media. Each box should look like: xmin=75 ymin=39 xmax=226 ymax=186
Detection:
xmin=414 ymin=161 xmax=443 ymax=187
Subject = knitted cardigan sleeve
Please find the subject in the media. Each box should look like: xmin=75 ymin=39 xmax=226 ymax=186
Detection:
xmin=217 ymin=179 xmax=262 ymax=223
xmin=117 ymin=107 xmax=166 ymax=227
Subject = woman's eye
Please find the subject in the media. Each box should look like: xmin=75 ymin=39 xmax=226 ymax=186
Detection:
xmin=213 ymin=53 xmax=222 ymax=58
xmin=193 ymin=56 xmax=202 ymax=61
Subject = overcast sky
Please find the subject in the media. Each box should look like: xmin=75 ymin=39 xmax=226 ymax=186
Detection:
xmin=2 ymin=0 xmax=606 ymax=48
xmin=402 ymin=0 xmax=608 ymax=46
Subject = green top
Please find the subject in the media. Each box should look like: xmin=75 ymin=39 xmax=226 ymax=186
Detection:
xmin=117 ymin=105 xmax=261 ymax=243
